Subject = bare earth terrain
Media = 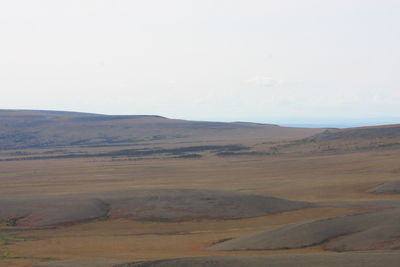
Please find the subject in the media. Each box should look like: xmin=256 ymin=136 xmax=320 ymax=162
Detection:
xmin=0 ymin=110 xmax=400 ymax=266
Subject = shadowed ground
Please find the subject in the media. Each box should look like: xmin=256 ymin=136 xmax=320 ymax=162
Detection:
xmin=210 ymin=207 xmax=400 ymax=252
xmin=367 ymin=180 xmax=400 ymax=194
xmin=0 ymin=189 xmax=313 ymax=227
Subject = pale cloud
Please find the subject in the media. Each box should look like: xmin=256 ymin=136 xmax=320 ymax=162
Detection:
xmin=246 ymin=76 xmax=281 ymax=88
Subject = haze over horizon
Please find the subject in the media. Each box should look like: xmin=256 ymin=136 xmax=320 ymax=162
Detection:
xmin=1 ymin=0 xmax=399 ymax=126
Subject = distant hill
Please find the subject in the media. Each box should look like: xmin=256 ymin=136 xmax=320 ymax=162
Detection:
xmin=0 ymin=110 xmax=322 ymax=149
xmin=270 ymin=124 xmax=400 ymax=154
xmin=306 ymin=124 xmax=400 ymax=151
xmin=309 ymin=124 xmax=400 ymax=141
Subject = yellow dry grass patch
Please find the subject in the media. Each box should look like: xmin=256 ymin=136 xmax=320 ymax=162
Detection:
xmin=1 ymin=149 xmax=400 ymax=203
xmin=0 ymin=258 xmax=40 ymax=267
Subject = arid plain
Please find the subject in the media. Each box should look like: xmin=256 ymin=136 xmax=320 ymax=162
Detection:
xmin=1 ymin=111 xmax=400 ymax=267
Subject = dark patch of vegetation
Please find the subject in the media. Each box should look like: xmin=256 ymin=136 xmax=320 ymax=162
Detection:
xmin=174 ymin=153 xmax=202 ymax=159
xmin=215 ymin=151 xmax=269 ymax=157
xmin=6 ymin=217 xmax=24 ymax=227
xmin=103 ymin=145 xmax=249 ymax=157
xmin=71 ymin=115 xmax=165 ymax=122
xmin=69 ymin=137 xmax=141 ymax=146
xmin=0 ymin=233 xmax=46 ymax=260
xmin=37 ymin=257 xmax=60 ymax=262
xmin=0 ymin=145 xmax=249 ymax=161
xmin=70 ymin=135 xmax=188 ymax=147
xmin=212 ymin=237 xmax=234 ymax=245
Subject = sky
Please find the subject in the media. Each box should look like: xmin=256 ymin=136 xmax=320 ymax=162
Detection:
xmin=1 ymin=0 xmax=399 ymax=126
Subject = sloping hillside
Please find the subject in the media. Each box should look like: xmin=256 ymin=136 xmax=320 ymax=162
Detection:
xmin=306 ymin=124 xmax=400 ymax=152
xmin=266 ymin=124 xmax=400 ymax=154
xmin=0 ymin=110 xmax=322 ymax=149
xmin=210 ymin=207 xmax=400 ymax=252
xmin=310 ymin=124 xmax=400 ymax=141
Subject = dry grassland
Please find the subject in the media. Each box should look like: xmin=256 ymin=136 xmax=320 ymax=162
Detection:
xmin=1 ymin=142 xmax=400 ymax=266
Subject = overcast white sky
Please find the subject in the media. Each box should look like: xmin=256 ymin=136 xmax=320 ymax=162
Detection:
xmin=1 ymin=0 xmax=399 ymax=124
